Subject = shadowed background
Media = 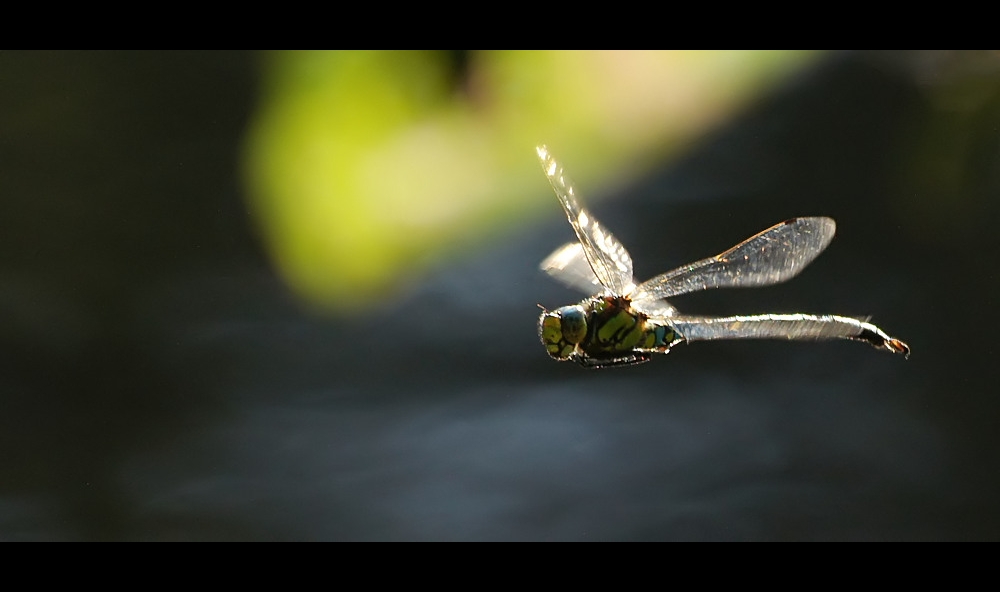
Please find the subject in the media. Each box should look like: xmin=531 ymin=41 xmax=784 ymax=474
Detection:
xmin=1 ymin=50 xmax=997 ymax=540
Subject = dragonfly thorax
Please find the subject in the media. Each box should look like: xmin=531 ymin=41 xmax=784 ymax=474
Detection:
xmin=538 ymin=296 xmax=678 ymax=367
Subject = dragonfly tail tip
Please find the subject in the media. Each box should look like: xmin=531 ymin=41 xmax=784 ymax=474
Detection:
xmin=888 ymin=338 xmax=910 ymax=358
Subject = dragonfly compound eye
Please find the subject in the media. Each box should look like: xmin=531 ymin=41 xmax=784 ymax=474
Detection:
xmin=556 ymin=305 xmax=588 ymax=344
xmin=538 ymin=305 xmax=588 ymax=360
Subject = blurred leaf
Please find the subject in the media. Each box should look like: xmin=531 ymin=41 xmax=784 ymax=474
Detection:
xmin=242 ymin=50 xmax=821 ymax=313
xmin=891 ymin=51 xmax=1000 ymax=246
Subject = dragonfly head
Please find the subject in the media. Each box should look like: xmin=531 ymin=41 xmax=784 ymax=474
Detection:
xmin=538 ymin=304 xmax=588 ymax=360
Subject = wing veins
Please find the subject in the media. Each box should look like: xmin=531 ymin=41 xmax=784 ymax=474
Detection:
xmin=632 ymin=217 xmax=836 ymax=304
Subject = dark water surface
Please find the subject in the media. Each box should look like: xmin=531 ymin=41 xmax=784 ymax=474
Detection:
xmin=2 ymin=51 xmax=997 ymax=540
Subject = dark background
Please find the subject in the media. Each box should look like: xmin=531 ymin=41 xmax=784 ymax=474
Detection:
xmin=1 ymin=50 xmax=997 ymax=540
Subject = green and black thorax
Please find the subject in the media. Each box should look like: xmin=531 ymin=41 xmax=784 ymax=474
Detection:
xmin=538 ymin=295 xmax=680 ymax=368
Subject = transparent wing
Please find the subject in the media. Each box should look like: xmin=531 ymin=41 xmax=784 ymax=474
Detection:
xmin=540 ymin=242 xmax=605 ymax=296
xmin=669 ymin=313 xmax=910 ymax=356
xmin=537 ymin=145 xmax=635 ymax=296
xmin=631 ymin=217 xmax=836 ymax=305
xmin=632 ymin=298 xmax=679 ymax=318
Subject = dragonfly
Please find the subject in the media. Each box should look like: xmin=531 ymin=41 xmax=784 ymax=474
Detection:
xmin=535 ymin=145 xmax=910 ymax=368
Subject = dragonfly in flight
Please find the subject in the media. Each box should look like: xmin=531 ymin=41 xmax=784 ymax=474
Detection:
xmin=535 ymin=145 xmax=910 ymax=368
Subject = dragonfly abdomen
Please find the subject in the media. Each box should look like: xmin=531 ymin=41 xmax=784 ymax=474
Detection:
xmin=580 ymin=296 xmax=677 ymax=359
xmin=642 ymin=321 xmax=680 ymax=351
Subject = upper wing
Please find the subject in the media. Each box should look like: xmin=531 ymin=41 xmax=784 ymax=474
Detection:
xmin=537 ymin=145 xmax=635 ymax=296
xmin=631 ymin=217 xmax=836 ymax=304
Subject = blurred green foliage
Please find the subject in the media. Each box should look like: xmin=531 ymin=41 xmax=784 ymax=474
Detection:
xmin=890 ymin=51 xmax=1000 ymax=246
xmin=242 ymin=50 xmax=821 ymax=313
